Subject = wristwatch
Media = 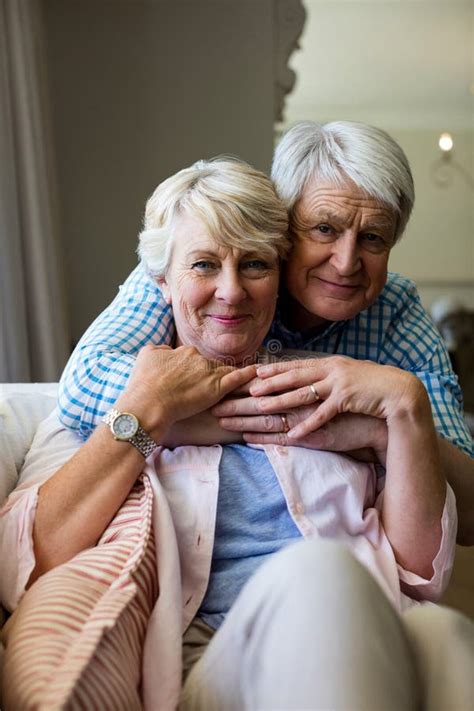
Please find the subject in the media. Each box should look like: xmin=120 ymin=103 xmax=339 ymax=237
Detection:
xmin=102 ymin=408 xmax=158 ymax=458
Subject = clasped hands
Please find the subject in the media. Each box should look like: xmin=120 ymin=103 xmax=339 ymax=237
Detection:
xmin=125 ymin=348 xmax=425 ymax=464
xmin=209 ymin=355 xmax=424 ymax=463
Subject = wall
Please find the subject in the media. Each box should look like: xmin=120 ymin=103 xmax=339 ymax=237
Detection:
xmin=389 ymin=128 xmax=473 ymax=310
xmin=283 ymin=0 xmax=474 ymax=313
xmin=42 ymin=0 xmax=276 ymax=345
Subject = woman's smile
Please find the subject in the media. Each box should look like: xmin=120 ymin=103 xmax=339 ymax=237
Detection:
xmin=158 ymin=213 xmax=280 ymax=365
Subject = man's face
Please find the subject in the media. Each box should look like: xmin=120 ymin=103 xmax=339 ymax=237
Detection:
xmin=284 ymin=178 xmax=397 ymax=330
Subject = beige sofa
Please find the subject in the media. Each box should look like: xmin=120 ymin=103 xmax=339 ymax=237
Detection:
xmin=1 ymin=382 xmax=472 ymax=674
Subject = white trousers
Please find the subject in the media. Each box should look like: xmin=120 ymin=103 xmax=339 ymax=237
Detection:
xmin=180 ymin=540 xmax=474 ymax=711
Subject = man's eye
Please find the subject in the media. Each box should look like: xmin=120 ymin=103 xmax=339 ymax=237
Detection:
xmin=310 ymin=224 xmax=336 ymax=242
xmin=363 ymin=233 xmax=382 ymax=242
xmin=361 ymin=233 xmax=387 ymax=251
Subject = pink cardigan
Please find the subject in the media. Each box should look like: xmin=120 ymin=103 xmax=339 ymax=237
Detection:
xmin=0 ymin=411 xmax=457 ymax=710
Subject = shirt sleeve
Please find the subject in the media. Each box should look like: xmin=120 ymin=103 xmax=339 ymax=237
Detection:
xmin=380 ymin=279 xmax=473 ymax=456
xmin=395 ymin=483 xmax=457 ymax=603
xmin=57 ymin=264 xmax=175 ymax=439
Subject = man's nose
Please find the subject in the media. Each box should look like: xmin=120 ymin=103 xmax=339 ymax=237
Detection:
xmin=329 ymin=232 xmax=361 ymax=275
xmin=215 ymin=269 xmax=247 ymax=303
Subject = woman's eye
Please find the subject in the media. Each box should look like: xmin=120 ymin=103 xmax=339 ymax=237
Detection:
xmin=241 ymin=260 xmax=272 ymax=276
xmin=242 ymin=260 xmax=268 ymax=270
xmin=191 ymin=260 xmax=217 ymax=271
xmin=316 ymin=224 xmax=332 ymax=234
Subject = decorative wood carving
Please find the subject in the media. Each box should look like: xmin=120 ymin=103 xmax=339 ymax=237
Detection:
xmin=274 ymin=0 xmax=306 ymax=123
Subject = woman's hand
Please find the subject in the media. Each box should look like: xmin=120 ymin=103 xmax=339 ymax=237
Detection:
xmin=116 ymin=344 xmax=257 ymax=440
xmin=215 ymin=356 xmax=427 ymax=440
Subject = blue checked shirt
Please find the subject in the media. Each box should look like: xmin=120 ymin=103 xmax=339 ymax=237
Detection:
xmin=58 ymin=263 xmax=473 ymax=456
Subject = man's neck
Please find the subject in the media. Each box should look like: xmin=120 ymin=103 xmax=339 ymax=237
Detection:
xmin=280 ymin=293 xmax=330 ymax=336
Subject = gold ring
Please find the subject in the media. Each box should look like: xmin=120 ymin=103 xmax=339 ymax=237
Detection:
xmin=280 ymin=414 xmax=290 ymax=433
xmin=309 ymin=383 xmax=320 ymax=401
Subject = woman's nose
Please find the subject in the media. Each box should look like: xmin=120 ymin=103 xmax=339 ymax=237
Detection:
xmin=329 ymin=232 xmax=361 ymax=275
xmin=215 ymin=270 xmax=247 ymax=303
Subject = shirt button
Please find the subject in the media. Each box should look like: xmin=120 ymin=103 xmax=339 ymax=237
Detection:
xmin=294 ymin=502 xmax=305 ymax=515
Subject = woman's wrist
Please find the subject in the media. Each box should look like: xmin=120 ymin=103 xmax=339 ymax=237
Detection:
xmin=114 ymin=389 xmax=171 ymax=442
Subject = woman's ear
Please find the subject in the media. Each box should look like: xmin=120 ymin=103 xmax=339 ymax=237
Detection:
xmin=156 ymin=276 xmax=172 ymax=305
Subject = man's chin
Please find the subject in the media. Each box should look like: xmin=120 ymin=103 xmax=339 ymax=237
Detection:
xmin=305 ymin=296 xmax=370 ymax=324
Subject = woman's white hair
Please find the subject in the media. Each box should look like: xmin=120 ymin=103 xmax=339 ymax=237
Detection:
xmin=138 ymin=157 xmax=290 ymax=277
xmin=271 ymin=121 xmax=415 ymax=241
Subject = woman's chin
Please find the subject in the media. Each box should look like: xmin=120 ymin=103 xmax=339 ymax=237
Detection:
xmin=199 ymin=336 xmax=261 ymax=366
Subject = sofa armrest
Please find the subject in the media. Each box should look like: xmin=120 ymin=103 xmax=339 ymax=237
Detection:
xmin=0 ymin=383 xmax=58 ymax=505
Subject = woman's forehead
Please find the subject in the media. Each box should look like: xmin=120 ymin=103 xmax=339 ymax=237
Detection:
xmin=171 ymin=231 xmax=268 ymax=262
xmin=171 ymin=213 xmax=277 ymax=260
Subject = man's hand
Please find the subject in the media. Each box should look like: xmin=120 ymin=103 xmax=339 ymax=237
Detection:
xmin=214 ymin=402 xmax=388 ymax=463
xmin=213 ymin=356 xmax=425 ymax=440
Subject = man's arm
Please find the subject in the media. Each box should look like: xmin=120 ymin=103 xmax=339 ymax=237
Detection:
xmin=214 ymin=355 xmax=474 ymax=545
xmin=57 ymin=264 xmax=175 ymax=439
xmin=438 ymin=436 xmax=474 ymax=546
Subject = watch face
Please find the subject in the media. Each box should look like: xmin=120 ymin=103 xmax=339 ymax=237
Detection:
xmin=112 ymin=413 xmax=139 ymax=440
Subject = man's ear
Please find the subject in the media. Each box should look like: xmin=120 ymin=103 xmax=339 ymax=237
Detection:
xmin=157 ymin=276 xmax=172 ymax=305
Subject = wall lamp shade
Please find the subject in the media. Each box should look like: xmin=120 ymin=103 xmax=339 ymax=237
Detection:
xmin=439 ymin=132 xmax=454 ymax=152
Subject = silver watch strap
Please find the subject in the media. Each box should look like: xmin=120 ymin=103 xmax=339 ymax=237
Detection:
xmin=130 ymin=425 xmax=158 ymax=458
xmin=103 ymin=408 xmax=158 ymax=458
xmin=103 ymin=408 xmax=120 ymax=427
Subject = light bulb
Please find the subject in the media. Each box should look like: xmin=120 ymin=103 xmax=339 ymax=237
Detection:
xmin=439 ymin=133 xmax=454 ymax=152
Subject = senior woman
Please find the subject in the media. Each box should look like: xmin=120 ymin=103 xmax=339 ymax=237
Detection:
xmin=0 ymin=159 xmax=466 ymax=711
xmin=57 ymin=121 xmax=474 ymax=544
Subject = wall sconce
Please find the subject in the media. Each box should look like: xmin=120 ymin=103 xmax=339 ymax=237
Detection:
xmin=438 ymin=132 xmax=454 ymax=153
xmin=431 ymin=132 xmax=474 ymax=190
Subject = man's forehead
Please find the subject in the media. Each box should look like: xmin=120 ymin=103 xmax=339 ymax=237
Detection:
xmin=295 ymin=180 xmax=396 ymax=225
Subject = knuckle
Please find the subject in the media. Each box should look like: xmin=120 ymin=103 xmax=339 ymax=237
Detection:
xmin=298 ymin=387 xmax=311 ymax=404
xmin=263 ymin=415 xmax=274 ymax=432
xmin=258 ymin=397 xmax=274 ymax=413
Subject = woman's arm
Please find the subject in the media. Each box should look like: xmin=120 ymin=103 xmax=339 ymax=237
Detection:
xmin=30 ymin=345 xmax=256 ymax=583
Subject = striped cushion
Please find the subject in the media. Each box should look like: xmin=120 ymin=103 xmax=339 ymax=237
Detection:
xmin=1 ymin=474 xmax=157 ymax=710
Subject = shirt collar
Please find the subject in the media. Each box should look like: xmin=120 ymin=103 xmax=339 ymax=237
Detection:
xmin=271 ymin=305 xmax=345 ymax=349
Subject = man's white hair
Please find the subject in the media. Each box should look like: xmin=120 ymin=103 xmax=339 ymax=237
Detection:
xmin=271 ymin=121 xmax=415 ymax=241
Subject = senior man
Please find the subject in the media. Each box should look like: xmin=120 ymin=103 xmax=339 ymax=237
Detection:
xmin=58 ymin=121 xmax=474 ymax=543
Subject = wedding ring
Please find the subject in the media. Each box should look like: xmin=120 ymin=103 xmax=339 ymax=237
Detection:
xmin=279 ymin=414 xmax=290 ymax=433
xmin=309 ymin=383 xmax=320 ymax=401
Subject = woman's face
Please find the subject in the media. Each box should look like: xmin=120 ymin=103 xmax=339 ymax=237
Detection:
xmin=159 ymin=213 xmax=280 ymax=365
xmin=285 ymin=178 xmax=397 ymax=331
